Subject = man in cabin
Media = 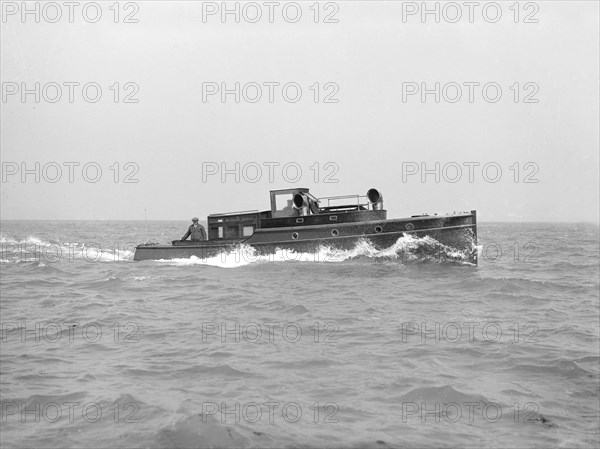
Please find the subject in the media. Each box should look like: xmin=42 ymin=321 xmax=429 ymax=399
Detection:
xmin=180 ymin=217 xmax=207 ymax=242
xmin=282 ymin=199 xmax=297 ymax=216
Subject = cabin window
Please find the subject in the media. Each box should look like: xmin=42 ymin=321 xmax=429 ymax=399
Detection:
xmin=226 ymin=226 xmax=239 ymax=238
xmin=242 ymin=226 xmax=254 ymax=237
xmin=218 ymin=227 xmax=223 ymax=238
xmin=276 ymin=194 xmax=290 ymax=210
xmin=273 ymin=193 xmax=296 ymax=218
xmin=329 ymin=215 xmax=338 ymax=221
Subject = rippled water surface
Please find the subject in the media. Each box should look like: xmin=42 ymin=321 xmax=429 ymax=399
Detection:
xmin=1 ymin=221 xmax=599 ymax=448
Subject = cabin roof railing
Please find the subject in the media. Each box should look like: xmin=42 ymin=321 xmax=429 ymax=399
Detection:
xmin=319 ymin=194 xmax=369 ymax=207
xmin=208 ymin=210 xmax=259 ymax=217
xmin=269 ymin=188 xmax=309 ymax=194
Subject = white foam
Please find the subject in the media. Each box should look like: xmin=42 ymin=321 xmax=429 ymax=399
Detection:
xmin=153 ymin=235 xmax=475 ymax=268
xmin=1 ymin=233 xmax=474 ymax=267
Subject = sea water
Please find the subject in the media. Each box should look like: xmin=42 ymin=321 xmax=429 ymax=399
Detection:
xmin=1 ymin=221 xmax=598 ymax=448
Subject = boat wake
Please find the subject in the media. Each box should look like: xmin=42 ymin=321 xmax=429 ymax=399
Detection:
xmin=155 ymin=234 xmax=478 ymax=268
xmin=1 ymin=233 xmax=478 ymax=268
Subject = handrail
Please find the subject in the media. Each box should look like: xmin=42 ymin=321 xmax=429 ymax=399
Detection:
xmin=208 ymin=210 xmax=259 ymax=217
xmin=318 ymin=194 xmax=369 ymax=207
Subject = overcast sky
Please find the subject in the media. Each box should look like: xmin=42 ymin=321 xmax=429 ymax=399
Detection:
xmin=1 ymin=1 xmax=598 ymax=222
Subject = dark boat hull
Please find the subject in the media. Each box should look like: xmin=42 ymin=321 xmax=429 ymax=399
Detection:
xmin=133 ymin=211 xmax=478 ymax=264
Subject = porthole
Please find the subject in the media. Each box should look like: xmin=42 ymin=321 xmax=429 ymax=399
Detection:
xmin=331 ymin=229 xmax=339 ymax=237
xmin=329 ymin=215 xmax=338 ymax=221
xmin=375 ymin=226 xmax=383 ymax=233
xmin=406 ymin=223 xmax=415 ymax=231
xmin=292 ymin=232 xmax=299 ymax=239
xmin=296 ymin=218 xmax=304 ymax=224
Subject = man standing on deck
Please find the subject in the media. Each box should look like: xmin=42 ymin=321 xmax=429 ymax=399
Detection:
xmin=180 ymin=217 xmax=207 ymax=241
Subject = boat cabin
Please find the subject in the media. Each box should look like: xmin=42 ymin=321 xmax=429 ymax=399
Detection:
xmin=206 ymin=188 xmax=386 ymax=241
